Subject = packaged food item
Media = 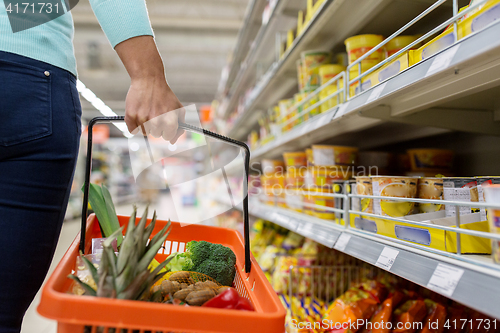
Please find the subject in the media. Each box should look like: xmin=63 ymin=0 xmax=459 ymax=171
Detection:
xmin=484 ymin=184 xmax=500 ymax=264
xmin=355 ymin=176 xmax=374 ymax=214
xmin=261 ymin=159 xmax=285 ymax=175
xmin=293 ymin=92 xmax=308 ymax=126
xmin=261 ymin=174 xmax=285 ymax=188
xmin=418 ymin=177 xmax=444 ymax=213
xmin=283 ymin=152 xmax=307 ymax=168
xmin=263 ymin=185 xmax=286 ymax=207
xmin=312 ymin=145 xmax=358 ymax=167
xmin=420 ymin=299 xmax=447 ymax=333
xmin=349 ymin=62 xmax=375 ymax=97
xmin=361 ymin=290 xmax=406 ymax=333
xmin=407 ymin=149 xmax=454 ymax=173
xmin=442 ymin=177 xmax=479 ymax=217
xmin=318 ymin=65 xmax=345 ymax=112
xmin=285 ymin=167 xmax=306 ymax=188
xmin=345 ymin=34 xmax=384 ymax=67
xmin=301 ymin=50 xmax=331 ymax=91
xmin=304 ymin=166 xmax=353 ymax=187
xmin=385 ymin=35 xmax=417 ymax=57
xmin=319 ymin=64 xmax=345 ymax=86
xmin=323 ymin=281 xmax=387 ymax=333
xmin=409 ymin=28 xmax=455 ymax=65
xmin=477 ymin=176 xmax=500 ymax=221
xmin=392 ymin=300 xmax=427 ymax=333
xmin=304 ymin=187 xmax=335 ymax=220
xmin=306 ymin=148 xmax=314 ymax=166
xmin=371 ymin=176 xmax=418 ymax=217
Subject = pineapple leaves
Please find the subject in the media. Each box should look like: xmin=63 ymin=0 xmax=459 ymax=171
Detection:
xmin=68 ymin=275 xmax=97 ymax=297
xmin=101 ymin=184 xmax=123 ymax=246
xmin=79 ymin=252 xmax=99 ymax=287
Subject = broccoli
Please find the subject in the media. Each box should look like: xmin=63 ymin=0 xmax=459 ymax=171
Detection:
xmin=165 ymin=240 xmax=236 ymax=286
xmin=194 ymin=260 xmax=236 ymax=286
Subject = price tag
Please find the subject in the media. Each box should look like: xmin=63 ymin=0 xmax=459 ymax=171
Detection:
xmin=334 ymin=102 xmax=350 ymax=119
xmin=366 ymin=82 xmax=387 ymax=104
xmin=425 ymin=44 xmax=460 ymax=77
xmin=375 ymin=247 xmax=399 ymax=271
xmin=427 ymin=263 xmax=464 ymax=297
xmin=334 ymin=233 xmax=351 ymax=251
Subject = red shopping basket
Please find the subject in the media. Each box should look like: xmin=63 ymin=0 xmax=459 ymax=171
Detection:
xmin=38 ymin=116 xmax=286 ymax=333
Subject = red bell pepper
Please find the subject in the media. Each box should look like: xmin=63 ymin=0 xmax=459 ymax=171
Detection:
xmin=202 ymin=288 xmax=255 ymax=311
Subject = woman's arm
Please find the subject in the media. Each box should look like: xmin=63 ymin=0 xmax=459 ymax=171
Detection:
xmin=115 ymin=35 xmax=185 ymax=142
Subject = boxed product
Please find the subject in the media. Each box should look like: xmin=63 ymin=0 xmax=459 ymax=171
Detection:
xmin=359 ymin=51 xmax=410 ymax=96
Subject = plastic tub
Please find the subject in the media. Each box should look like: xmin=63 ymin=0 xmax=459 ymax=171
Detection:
xmin=285 ymin=167 xmax=306 ymax=187
xmin=418 ymin=177 xmax=444 ymax=213
xmin=443 ymin=177 xmax=479 ymax=217
xmin=261 ymin=159 xmax=285 ymax=175
xmin=283 ymin=152 xmax=307 ymax=167
xmin=303 ymin=187 xmax=335 ymax=219
xmin=319 ymin=64 xmax=345 ymax=85
xmin=385 ymin=35 xmax=417 ymax=57
xmin=372 ymin=176 xmax=418 ymax=217
xmin=407 ymin=148 xmax=454 ymax=172
xmin=311 ymin=145 xmax=358 ymax=167
xmin=304 ymin=166 xmax=353 ymax=187
xmin=484 ymin=184 xmax=500 ymax=264
xmin=301 ymin=50 xmax=331 ymax=91
xmin=345 ymin=34 xmax=384 ymax=67
xmin=355 ymin=176 xmax=373 ymax=214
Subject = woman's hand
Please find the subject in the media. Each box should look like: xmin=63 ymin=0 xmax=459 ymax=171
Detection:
xmin=115 ymin=36 xmax=185 ymax=143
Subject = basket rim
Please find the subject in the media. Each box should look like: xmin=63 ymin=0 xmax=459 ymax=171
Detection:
xmin=38 ymin=214 xmax=286 ymax=331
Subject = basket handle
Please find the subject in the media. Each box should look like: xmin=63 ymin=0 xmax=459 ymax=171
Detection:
xmin=80 ymin=116 xmax=252 ymax=274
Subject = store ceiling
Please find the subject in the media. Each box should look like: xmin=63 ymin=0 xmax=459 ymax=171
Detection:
xmin=73 ymin=0 xmax=249 ymax=123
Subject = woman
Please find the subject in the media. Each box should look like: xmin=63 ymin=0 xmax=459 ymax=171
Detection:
xmin=0 ymin=0 xmax=183 ymax=331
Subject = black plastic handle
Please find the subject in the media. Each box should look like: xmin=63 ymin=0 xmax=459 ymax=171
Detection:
xmin=80 ymin=116 xmax=251 ymax=273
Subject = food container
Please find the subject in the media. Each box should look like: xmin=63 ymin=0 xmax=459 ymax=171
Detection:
xmin=311 ymin=145 xmax=358 ymax=167
xmin=477 ymin=176 xmax=500 ymax=221
xmin=283 ymin=152 xmax=307 ymax=167
xmin=319 ymin=84 xmax=342 ymax=112
xmin=261 ymin=159 xmax=285 ymax=175
xmin=484 ymin=184 xmax=500 ymax=263
xmin=304 ymin=166 xmax=353 ymax=187
xmin=296 ymin=59 xmax=305 ymax=92
xmin=261 ymin=174 xmax=285 ymax=188
xmin=443 ymin=177 xmax=479 ymax=217
xmin=285 ymin=167 xmax=305 ymax=187
xmin=418 ymin=177 xmax=444 ymax=213
xmin=301 ymin=50 xmax=331 ymax=91
xmin=285 ymin=188 xmax=303 ymax=212
xmin=355 ymin=176 xmax=373 ymax=214
xmin=345 ymin=34 xmax=384 ymax=67
xmin=303 ymin=187 xmax=335 ymax=219
xmin=306 ymin=149 xmax=314 ymax=166
xmin=407 ymin=148 xmax=454 ymax=172
xmin=372 ymin=176 xmax=418 ymax=217
xmin=385 ymin=35 xmax=417 ymax=57
xmin=319 ymin=64 xmax=345 ymax=86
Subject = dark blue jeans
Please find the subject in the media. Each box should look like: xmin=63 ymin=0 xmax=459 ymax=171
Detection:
xmin=0 ymin=51 xmax=82 ymax=333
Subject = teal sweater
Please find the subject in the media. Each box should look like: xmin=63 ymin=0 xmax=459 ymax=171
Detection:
xmin=0 ymin=0 xmax=154 ymax=76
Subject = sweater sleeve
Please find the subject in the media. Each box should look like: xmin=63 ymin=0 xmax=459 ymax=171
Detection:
xmin=89 ymin=0 xmax=154 ymax=48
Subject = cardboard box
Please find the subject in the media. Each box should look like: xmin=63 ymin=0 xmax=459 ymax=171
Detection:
xmin=349 ymin=211 xmax=491 ymax=254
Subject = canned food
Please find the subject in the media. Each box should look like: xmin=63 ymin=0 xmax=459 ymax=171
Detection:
xmin=418 ymin=177 xmax=444 ymax=213
xmin=477 ymin=176 xmax=500 ymax=221
xmin=355 ymin=176 xmax=373 ymax=214
xmin=372 ymin=176 xmax=418 ymax=217
xmin=442 ymin=177 xmax=479 ymax=217
xmin=484 ymin=185 xmax=500 ymax=264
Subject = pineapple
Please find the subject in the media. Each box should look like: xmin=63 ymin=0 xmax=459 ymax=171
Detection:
xmin=69 ymin=206 xmax=173 ymax=302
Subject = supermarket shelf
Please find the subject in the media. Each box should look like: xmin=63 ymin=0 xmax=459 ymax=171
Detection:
xmin=347 ymin=20 xmax=500 ymax=136
xmin=222 ymin=0 xmax=302 ymax=118
xmin=249 ymin=20 xmax=500 ymax=160
xmin=217 ymin=0 xmax=267 ymax=100
xmin=236 ymin=198 xmax=500 ymax=319
xmin=227 ymin=0 xmax=456 ymax=139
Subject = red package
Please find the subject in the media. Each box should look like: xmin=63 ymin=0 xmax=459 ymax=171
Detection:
xmin=393 ymin=300 xmax=428 ymax=333
xmin=361 ymin=291 xmax=406 ymax=333
xmin=419 ymin=299 xmax=447 ymax=333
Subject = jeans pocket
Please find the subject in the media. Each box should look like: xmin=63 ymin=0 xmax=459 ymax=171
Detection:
xmin=0 ymin=59 xmax=52 ymax=147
